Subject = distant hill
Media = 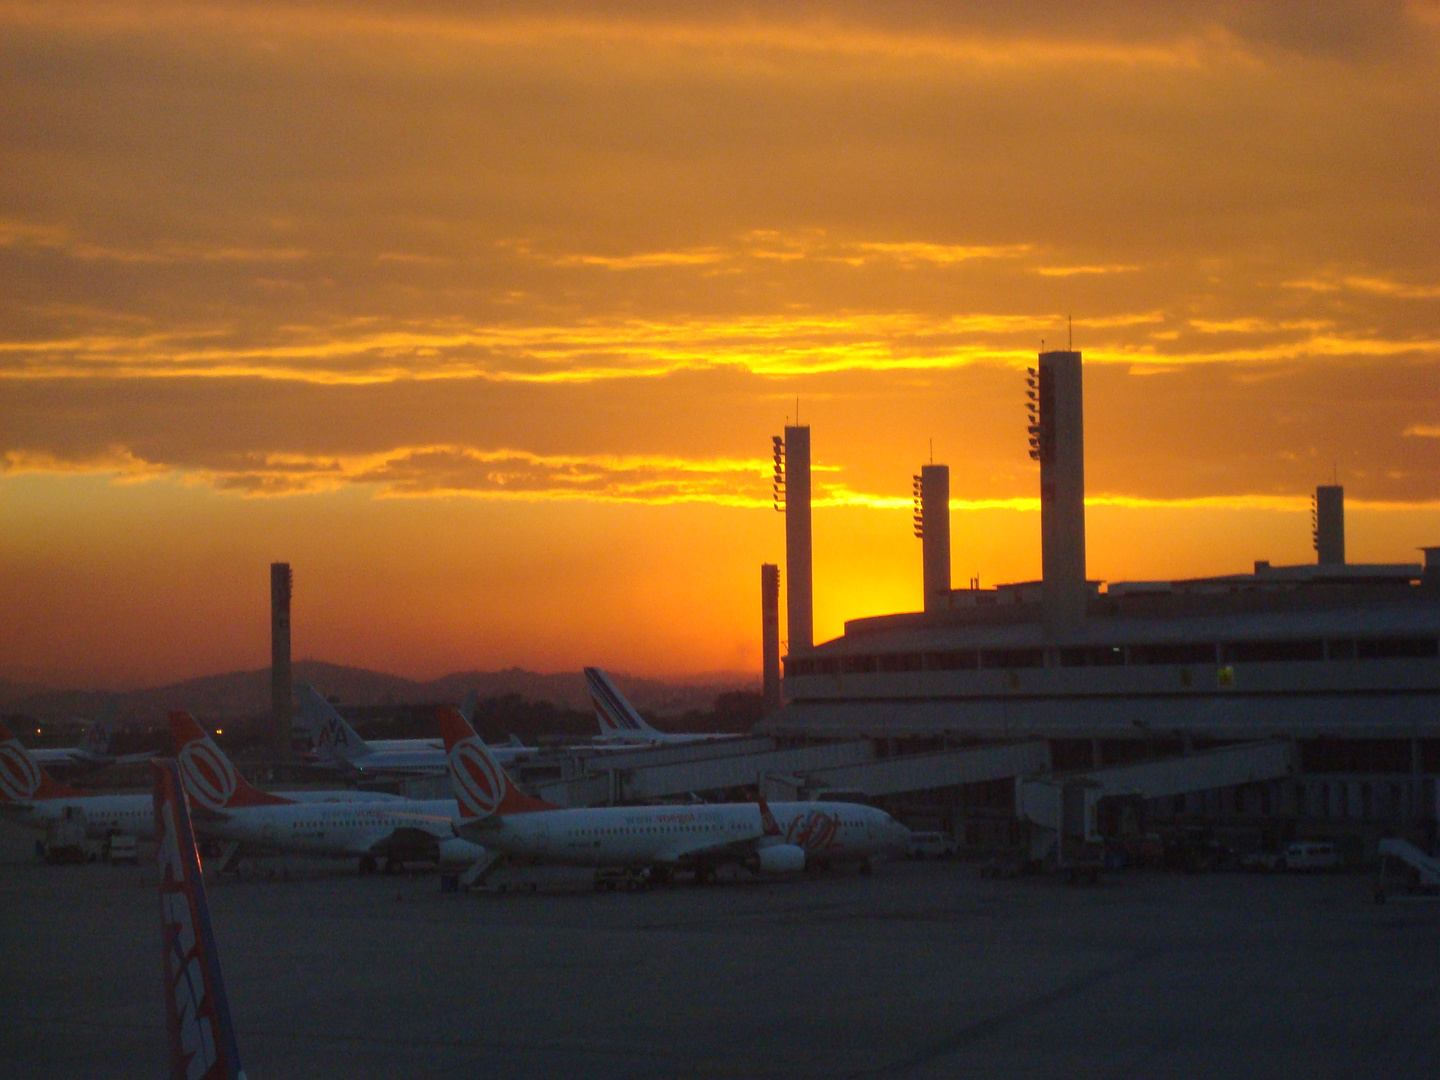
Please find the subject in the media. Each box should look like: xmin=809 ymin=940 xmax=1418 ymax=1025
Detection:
xmin=4 ymin=662 xmax=760 ymax=725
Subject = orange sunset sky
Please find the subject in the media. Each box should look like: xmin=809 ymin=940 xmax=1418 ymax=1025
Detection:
xmin=4 ymin=1 xmax=1440 ymax=689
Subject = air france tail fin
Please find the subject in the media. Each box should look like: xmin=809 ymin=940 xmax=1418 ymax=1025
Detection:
xmin=0 ymin=721 xmax=87 ymax=803
xmin=152 ymin=759 xmax=246 ymax=1080
xmin=437 ymin=707 xmax=556 ymax=819
xmin=77 ymin=719 xmax=111 ymax=757
xmin=77 ymin=701 xmax=118 ymax=757
xmin=583 ymin=667 xmax=657 ymax=738
xmin=293 ymin=683 xmax=373 ymax=764
xmin=168 ymin=712 xmax=291 ymax=811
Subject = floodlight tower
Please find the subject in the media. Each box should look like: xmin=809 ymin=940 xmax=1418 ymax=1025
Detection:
xmin=913 ymin=463 xmax=951 ymax=611
xmin=270 ymin=562 xmax=293 ymax=763
xmin=773 ymin=425 xmax=813 ymax=652
xmin=761 ymin=563 xmax=781 ymax=714
xmin=1313 ymin=485 xmax=1345 ymax=565
xmin=1027 ymin=350 xmax=1087 ymax=636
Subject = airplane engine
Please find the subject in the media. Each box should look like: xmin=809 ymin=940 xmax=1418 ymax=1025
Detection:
xmin=438 ymin=837 xmax=486 ymax=866
xmin=756 ymin=843 xmax=806 ymax=874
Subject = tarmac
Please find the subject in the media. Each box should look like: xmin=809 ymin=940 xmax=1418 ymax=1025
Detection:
xmin=1 ymin=820 xmax=1438 ymax=1080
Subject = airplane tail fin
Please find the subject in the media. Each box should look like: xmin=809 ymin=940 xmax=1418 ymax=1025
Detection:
xmin=437 ymin=707 xmax=556 ymax=819
xmin=77 ymin=719 xmax=111 ymax=756
xmin=757 ymin=794 xmax=782 ymax=837
xmin=0 ymin=721 xmax=87 ymax=802
xmin=152 ymin=759 xmax=245 ymax=1080
xmin=77 ymin=700 xmax=118 ymax=756
xmin=293 ymin=683 xmax=373 ymax=764
xmin=168 ymin=712 xmax=290 ymax=811
xmin=583 ymin=667 xmax=657 ymax=738
xmin=459 ymin=689 xmax=479 ymax=725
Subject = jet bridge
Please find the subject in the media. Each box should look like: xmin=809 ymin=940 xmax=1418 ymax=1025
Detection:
xmin=534 ymin=737 xmax=1056 ymax=807
xmin=534 ymin=739 xmax=876 ymax=807
xmin=770 ymin=740 xmax=1051 ymax=800
xmin=1019 ymin=739 xmax=1295 ymax=853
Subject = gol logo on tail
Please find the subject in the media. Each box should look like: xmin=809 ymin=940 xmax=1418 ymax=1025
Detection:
xmin=0 ymin=742 xmax=42 ymax=801
xmin=178 ymin=741 xmax=238 ymax=811
xmin=449 ymin=740 xmax=506 ymax=816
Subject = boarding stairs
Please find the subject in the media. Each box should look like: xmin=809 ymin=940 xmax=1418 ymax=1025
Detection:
xmin=459 ymin=850 xmax=507 ymax=890
xmin=1377 ymin=838 xmax=1440 ymax=892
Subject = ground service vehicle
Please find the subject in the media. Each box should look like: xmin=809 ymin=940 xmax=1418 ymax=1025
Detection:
xmin=907 ymin=831 xmax=958 ymax=859
xmin=1278 ymin=841 xmax=1341 ymax=872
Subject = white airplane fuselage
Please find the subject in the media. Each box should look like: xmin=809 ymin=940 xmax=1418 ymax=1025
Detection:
xmin=467 ymin=801 xmax=906 ymax=869
xmin=208 ymin=798 xmax=484 ymax=865
xmin=3 ymin=788 xmax=405 ymax=839
xmin=4 ymin=793 xmax=158 ymax=838
xmin=32 ymin=747 xmax=111 ymax=768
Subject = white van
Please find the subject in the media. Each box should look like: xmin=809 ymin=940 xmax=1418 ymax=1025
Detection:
xmin=1278 ymin=841 xmax=1341 ymax=872
xmin=907 ymin=832 xmax=958 ymax=860
xmin=108 ymin=835 xmax=139 ymax=865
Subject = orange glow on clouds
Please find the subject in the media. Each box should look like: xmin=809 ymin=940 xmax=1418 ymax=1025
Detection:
xmin=3 ymin=2 xmax=1440 ymax=687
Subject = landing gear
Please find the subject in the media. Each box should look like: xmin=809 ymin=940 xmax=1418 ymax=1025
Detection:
xmin=358 ymin=855 xmax=377 ymax=875
xmin=859 ymin=857 xmax=876 ymax=877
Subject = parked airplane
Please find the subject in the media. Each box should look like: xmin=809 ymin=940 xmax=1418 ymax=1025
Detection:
xmin=585 ymin=667 xmax=746 ymax=747
xmin=294 ymin=683 xmax=535 ymax=779
xmin=0 ymin=720 xmax=404 ymax=847
xmin=28 ymin=704 xmax=154 ymax=776
xmin=152 ymin=757 xmax=246 ymax=1080
xmin=440 ymin=707 xmax=907 ymax=884
xmin=0 ymin=719 xmax=160 ymax=840
xmin=171 ymin=711 xmax=484 ymax=872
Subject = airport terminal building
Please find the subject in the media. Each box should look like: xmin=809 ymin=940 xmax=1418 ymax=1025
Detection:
xmin=761 ymin=351 xmax=1440 ymax=855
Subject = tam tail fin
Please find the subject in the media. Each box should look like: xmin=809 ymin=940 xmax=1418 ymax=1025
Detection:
xmin=0 ymin=721 xmax=88 ymax=802
xmin=152 ymin=759 xmax=245 ymax=1080
xmin=169 ymin=712 xmax=290 ymax=811
xmin=584 ymin=667 xmax=657 ymax=737
xmin=437 ymin=707 xmax=556 ymax=819
xmin=293 ymin=683 xmax=373 ymax=764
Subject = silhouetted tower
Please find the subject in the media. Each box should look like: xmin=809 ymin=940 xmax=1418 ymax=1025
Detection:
xmin=774 ymin=425 xmax=813 ymax=651
xmin=270 ymin=562 xmax=293 ymax=762
xmin=1027 ymin=351 xmax=1087 ymax=636
xmin=1313 ymin=485 xmax=1345 ymax=565
xmin=761 ymin=564 xmax=781 ymax=715
xmin=918 ymin=464 xmax=952 ymax=610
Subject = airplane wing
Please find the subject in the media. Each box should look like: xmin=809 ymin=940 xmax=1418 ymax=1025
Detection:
xmin=112 ymin=750 xmax=160 ymax=767
xmin=654 ymin=810 xmax=772 ymax=865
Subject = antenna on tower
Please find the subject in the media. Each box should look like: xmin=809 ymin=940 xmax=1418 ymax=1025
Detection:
xmin=929 ymin=437 xmax=933 ymax=464
xmin=796 ymin=397 xmax=800 ymax=426
xmin=1068 ymin=314 xmax=1073 ymax=351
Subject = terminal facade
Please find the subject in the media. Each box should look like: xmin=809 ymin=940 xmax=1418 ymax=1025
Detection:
xmin=763 ymin=351 xmax=1440 ymax=858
